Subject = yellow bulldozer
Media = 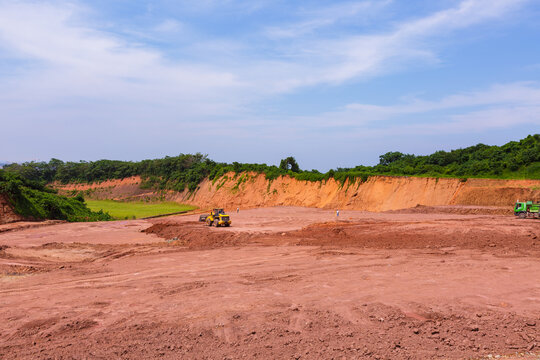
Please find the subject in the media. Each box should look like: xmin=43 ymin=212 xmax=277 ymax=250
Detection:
xmin=199 ymin=208 xmax=231 ymax=227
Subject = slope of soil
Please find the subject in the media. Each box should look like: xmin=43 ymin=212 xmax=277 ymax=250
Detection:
xmin=177 ymin=174 xmax=540 ymax=211
xmin=54 ymin=173 xmax=540 ymax=212
xmin=0 ymin=207 xmax=539 ymax=359
xmin=54 ymin=176 xmax=157 ymax=201
xmin=0 ymin=194 xmax=23 ymax=224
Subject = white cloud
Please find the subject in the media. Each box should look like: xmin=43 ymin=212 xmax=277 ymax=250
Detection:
xmin=0 ymin=1 xmax=245 ymax=121
xmin=282 ymin=82 xmax=540 ymax=136
xmin=222 ymin=0 xmax=530 ymax=94
xmin=345 ymin=82 xmax=540 ymax=115
xmin=281 ymin=0 xmax=529 ymax=86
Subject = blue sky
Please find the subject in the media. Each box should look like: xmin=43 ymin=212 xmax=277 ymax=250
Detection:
xmin=0 ymin=0 xmax=539 ymax=170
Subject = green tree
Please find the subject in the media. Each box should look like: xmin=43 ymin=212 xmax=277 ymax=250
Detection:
xmin=279 ymin=157 xmax=300 ymax=172
xmin=379 ymin=152 xmax=404 ymax=166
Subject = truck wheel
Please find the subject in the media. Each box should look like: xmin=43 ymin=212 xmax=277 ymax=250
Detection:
xmin=519 ymin=212 xmax=526 ymax=219
xmin=214 ymin=219 xmax=219 ymax=227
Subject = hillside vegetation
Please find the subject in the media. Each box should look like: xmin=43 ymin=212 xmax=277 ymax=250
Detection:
xmin=4 ymin=135 xmax=539 ymax=194
xmin=0 ymin=169 xmax=111 ymax=222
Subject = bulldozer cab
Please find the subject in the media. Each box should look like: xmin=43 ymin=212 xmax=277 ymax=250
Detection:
xmin=212 ymin=208 xmax=225 ymax=216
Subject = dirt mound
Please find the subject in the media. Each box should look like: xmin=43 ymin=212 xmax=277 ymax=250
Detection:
xmin=291 ymin=219 xmax=539 ymax=254
xmin=144 ymin=221 xmax=253 ymax=250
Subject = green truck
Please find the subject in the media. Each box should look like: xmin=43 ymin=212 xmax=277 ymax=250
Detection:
xmin=514 ymin=201 xmax=540 ymax=219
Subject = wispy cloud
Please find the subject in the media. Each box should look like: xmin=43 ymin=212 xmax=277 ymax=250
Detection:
xmin=263 ymin=0 xmax=531 ymax=87
xmin=283 ymin=82 xmax=540 ymax=136
xmin=264 ymin=1 xmax=391 ymax=39
xmin=0 ymin=1 xmax=244 ymax=119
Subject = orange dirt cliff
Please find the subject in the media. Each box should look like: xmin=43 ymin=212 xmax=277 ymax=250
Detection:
xmin=55 ymin=173 xmax=540 ymax=212
xmin=175 ymin=173 xmax=540 ymax=211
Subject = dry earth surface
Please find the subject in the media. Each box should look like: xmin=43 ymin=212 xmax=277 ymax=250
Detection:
xmin=1 ymin=206 xmax=539 ymax=359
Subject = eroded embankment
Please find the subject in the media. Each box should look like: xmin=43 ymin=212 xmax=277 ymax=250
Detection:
xmin=54 ymin=176 xmax=156 ymax=201
xmin=55 ymin=173 xmax=540 ymax=212
xmin=0 ymin=194 xmax=23 ymax=225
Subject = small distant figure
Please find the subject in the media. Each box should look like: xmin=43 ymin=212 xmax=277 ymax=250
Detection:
xmin=336 ymin=209 xmax=340 ymax=218
xmin=236 ymin=207 xmax=239 ymax=213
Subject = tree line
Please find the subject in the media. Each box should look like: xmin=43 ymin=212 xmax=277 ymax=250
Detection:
xmin=4 ymin=134 xmax=539 ymax=193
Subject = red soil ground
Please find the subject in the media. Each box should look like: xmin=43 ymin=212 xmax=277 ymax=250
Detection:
xmin=0 ymin=207 xmax=539 ymax=359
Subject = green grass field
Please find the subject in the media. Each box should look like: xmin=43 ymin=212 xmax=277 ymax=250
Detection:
xmin=85 ymin=200 xmax=196 ymax=219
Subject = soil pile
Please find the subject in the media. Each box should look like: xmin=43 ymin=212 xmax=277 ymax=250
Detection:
xmin=144 ymin=221 xmax=253 ymax=250
xmin=290 ymin=219 xmax=539 ymax=255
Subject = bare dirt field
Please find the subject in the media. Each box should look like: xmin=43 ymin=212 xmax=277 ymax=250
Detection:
xmin=1 ymin=206 xmax=539 ymax=359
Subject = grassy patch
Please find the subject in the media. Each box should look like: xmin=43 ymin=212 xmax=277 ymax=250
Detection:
xmin=85 ymin=200 xmax=196 ymax=219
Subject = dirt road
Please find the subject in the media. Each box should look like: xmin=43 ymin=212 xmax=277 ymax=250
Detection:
xmin=1 ymin=207 xmax=539 ymax=359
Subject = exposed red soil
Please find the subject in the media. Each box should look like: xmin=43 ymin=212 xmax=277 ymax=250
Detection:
xmin=145 ymin=221 xmax=254 ymax=250
xmin=145 ymin=207 xmax=539 ymax=255
xmin=0 ymin=220 xmax=65 ymax=233
xmin=53 ymin=176 xmax=160 ymax=201
xmin=291 ymin=219 xmax=539 ymax=255
xmin=0 ymin=194 xmax=23 ymax=224
xmin=386 ymin=204 xmax=513 ymax=216
xmin=50 ymin=173 xmax=540 ymax=211
xmin=0 ymin=207 xmax=539 ymax=359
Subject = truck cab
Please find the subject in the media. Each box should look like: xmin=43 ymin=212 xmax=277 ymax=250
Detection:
xmin=514 ymin=201 xmax=540 ymax=219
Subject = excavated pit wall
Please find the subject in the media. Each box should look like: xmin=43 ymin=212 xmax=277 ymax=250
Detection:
xmin=55 ymin=173 xmax=540 ymax=212
xmin=176 ymin=173 xmax=540 ymax=211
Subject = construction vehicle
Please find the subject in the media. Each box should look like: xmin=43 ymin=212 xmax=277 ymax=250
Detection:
xmin=199 ymin=208 xmax=231 ymax=227
xmin=514 ymin=201 xmax=540 ymax=219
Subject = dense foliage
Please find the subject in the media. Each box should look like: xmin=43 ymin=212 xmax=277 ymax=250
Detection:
xmin=3 ymin=135 xmax=539 ymax=193
xmin=0 ymin=169 xmax=112 ymax=222
xmin=370 ymin=134 xmax=540 ymax=178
